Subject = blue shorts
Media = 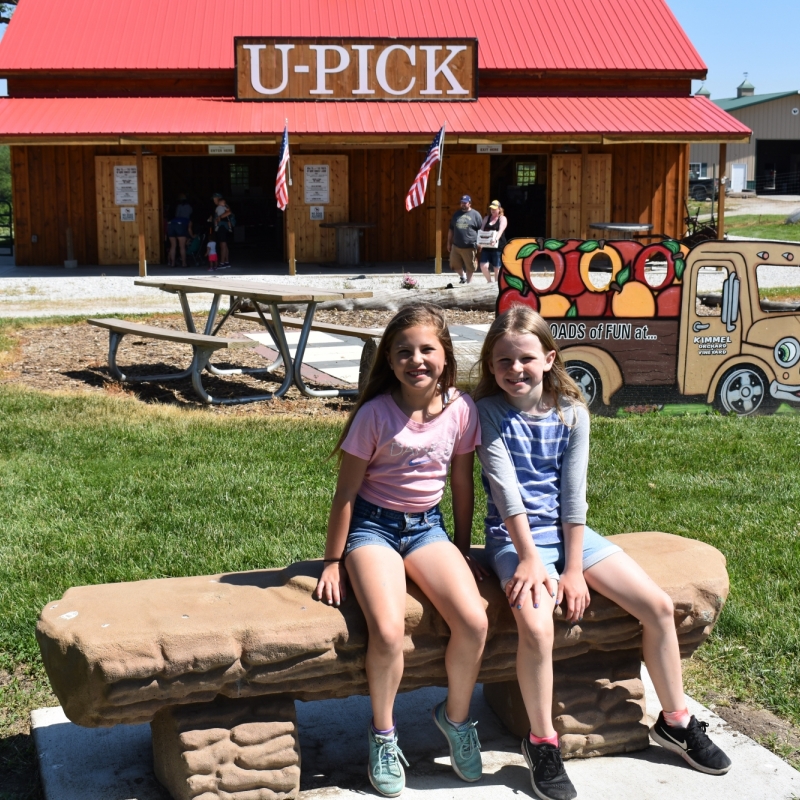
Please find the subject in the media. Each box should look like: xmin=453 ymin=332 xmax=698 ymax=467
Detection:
xmin=167 ymin=218 xmax=189 ymax=237
xmin=485 ymin=526 xmax=621 ymax=588
xmin=343 ymin=496 xmax=451 ymax=559
xmin=479 ymin=248 xmax=502 ymax=268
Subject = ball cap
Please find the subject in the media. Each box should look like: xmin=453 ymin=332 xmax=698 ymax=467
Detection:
xmin=489 ymin=199 xmax=501 ymax=208
xmin=460 ymin=194 xmax=472 ymax=203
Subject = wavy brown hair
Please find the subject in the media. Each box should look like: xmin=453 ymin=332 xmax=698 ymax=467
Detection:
xmin=333 ymin=302 xmax=457 ymax=455
xmin=472 ymin=305 xmax=586 ymax=422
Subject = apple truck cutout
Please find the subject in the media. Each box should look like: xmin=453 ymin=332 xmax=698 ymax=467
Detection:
xmin=497 ymin=238 xmax=800 ymax=415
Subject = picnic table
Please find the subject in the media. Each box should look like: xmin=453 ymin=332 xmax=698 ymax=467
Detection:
xmin=132 ymin=277 xmax=372 ymax=402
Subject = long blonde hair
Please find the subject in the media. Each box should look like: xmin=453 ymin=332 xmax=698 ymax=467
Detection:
xmin=333 ymin=302 xmax=457 ymax=455
xmin=472 ymin=305 xmax=586 ymax=421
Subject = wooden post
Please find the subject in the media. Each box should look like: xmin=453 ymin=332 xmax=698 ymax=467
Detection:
xmin=717 ymin=143 xmax=727 ymax=240
xmin=135 ymin=146 xmax=147 ymax=277
xmin=435 ymin=181 xmax=442 ymax=274
xmin=287 ymin=211 xmax=296 ymax=276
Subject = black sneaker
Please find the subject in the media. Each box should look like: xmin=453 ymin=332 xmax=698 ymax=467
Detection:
xmin=650 ymin=712 xmax=732 ymax=775
xmin=521 ymin=738 xmax=577 ymax=800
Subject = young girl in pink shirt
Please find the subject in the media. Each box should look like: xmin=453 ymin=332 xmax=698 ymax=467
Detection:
xmin=315 ymin=302 xmax=488 ymax=798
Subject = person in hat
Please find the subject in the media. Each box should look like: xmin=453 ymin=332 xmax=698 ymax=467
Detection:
xmin=447 ymin=195 xmax=483 ymax=284
xmin=478 ymin=200 xmax=508 ymax=283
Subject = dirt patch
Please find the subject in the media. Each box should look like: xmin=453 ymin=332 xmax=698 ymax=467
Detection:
xmin=0 ymin=309 xmax=494 ymax=418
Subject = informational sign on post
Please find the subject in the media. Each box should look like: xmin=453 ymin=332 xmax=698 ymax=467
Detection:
xmin=208 ymin=145 xmax=236 ymax=154
xmin=310 ymin=206 xmax=324 ymax=220
xmin=304 ymin=165 xmax=330 ymax=204
xmin=120 ymin=207 xmax=136 ymax=222
xmin=114 ymin=166 xmax=138 ymax=205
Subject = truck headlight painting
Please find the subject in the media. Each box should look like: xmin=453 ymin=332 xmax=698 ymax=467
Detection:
xmin=774 ymin=337 xmax=800 ymax=368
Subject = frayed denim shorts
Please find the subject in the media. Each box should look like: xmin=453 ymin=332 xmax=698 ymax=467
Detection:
xmin=344 ymin=496 xmax=451 ymax=559
xmin=485 ymin=526 xmax=621 ymax=588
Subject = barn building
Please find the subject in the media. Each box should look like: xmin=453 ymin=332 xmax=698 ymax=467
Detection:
xmin=0 ymin=0 xmax=750 ymax=270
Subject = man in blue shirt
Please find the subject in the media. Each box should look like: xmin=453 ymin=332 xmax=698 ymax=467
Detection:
xmin=447 ymin=195 xmax=483 ymax=284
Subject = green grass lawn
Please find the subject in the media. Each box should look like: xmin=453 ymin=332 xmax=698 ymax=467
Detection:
xmin=1 ymin=333 xmax=800 ymax=792
xmin=723 ymin=214 xmax=800 ymax=241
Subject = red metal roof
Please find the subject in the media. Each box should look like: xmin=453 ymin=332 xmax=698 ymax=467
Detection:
xmin=0 ymin=96 xmax=750 ymax=140
xmin=0 ymin=0 xmax=706 ymax=74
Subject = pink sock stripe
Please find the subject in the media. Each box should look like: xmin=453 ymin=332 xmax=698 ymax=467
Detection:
xmin=662 ymin=709 xmax=691 ymax=728
xmin=529 ymin=731 xmax=559 ymax=747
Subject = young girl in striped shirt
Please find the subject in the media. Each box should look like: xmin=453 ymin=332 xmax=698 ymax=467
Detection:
xmin=473 ymin=305 xmax=731 ymax=800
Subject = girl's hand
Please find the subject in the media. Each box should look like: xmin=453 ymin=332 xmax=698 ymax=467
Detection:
xmin=557 ymin=568 xmax=590 ymax=624
xmin=463 ymin=553 xmax=489 ymax=583
xmin=506 ymin=555 xmax=556 ymax=611
xmin=315 ymin=562 xmax=347 ymax=607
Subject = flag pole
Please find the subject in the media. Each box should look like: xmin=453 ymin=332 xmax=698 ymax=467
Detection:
xmin=284 ymin=119 xmax=296 ymax=276
xmin=434 ymin=123 xmax=446 ymax=275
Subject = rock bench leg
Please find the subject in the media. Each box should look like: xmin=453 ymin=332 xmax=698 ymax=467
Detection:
xmin=483 ymin=648 xmax=649 ymax=758
xmin=151 ymin=695 xmax=301 ymax=800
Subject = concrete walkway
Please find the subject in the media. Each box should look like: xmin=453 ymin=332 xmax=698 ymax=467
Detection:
xmin=31 ymin=668 xmax=800 ymax=800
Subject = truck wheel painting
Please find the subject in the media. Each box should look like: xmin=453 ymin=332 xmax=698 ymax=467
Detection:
xmin=497 ymin=238 xmax=800 ymax=415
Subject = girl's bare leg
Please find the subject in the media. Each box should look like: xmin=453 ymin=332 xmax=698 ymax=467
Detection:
xmin=168 ymin=237 xmax=177 ymax=266
xmin=479 ymin=262 xmax=493 ymax=282
xmin=585 ymin=552 xmax=685 ymax=712
xmin=178 ymin=236 xmax=188 ymax=266
xmin=346 ymin=545 xmax=408 ymax=730
xmin=404 ymin=542 xmax=488 ymax=722
xmin=512 ymin=590 xmax=558 ymax=737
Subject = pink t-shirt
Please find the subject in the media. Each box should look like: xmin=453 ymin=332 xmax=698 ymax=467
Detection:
xmin=341 ymin=391 xmax=481 ymax=513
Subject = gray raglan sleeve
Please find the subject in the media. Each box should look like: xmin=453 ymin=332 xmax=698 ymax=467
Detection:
xmin=560 ymin=404 xmax=590 ymax=523
xmin=476 ymin=400 xmax=527 ymax=521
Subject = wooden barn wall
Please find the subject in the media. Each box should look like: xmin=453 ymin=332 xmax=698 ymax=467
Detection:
xmin=11 ymin=141 xmax=688 ymax=266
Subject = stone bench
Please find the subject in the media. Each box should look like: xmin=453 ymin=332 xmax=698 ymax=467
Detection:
xmin=36 ymin=532 xmax=728 ymax=800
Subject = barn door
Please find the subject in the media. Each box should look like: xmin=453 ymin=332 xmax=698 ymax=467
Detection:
xmin=287 ymin=155 xmax=348 ymax=262
xmin=95 ymin=156 xmax=160 ymax=265
xmin=550 ymin=154 xmax=582 ymax=239
xmin=550 ymin=153 xmax=612 ymax=239
xmin=581 ymin=154 xmax=612 ymax=238
xmin=428 ymin=154 xmax=490 ymax=256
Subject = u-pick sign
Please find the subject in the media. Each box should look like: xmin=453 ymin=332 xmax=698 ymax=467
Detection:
xmin=235 ymin=37 xmax=477 ymax=101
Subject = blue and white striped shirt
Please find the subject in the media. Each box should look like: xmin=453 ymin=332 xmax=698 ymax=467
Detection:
xmin=476 ymin=395 xmax=589 ymax=545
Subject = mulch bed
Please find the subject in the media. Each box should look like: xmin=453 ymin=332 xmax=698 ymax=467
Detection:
xmin=0 ymin=308 xmax=495 ymax=418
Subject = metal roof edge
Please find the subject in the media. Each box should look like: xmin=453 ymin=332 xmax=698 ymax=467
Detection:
xmin=715 ymin=91 xmax=799 ymax=111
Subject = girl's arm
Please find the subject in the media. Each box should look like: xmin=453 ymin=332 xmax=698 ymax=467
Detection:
xmin=558 ymin=405 xmax=592 ymax=623
xmin=504 ymin=513 xmax=556 ymax=610
xmin=450 ymin=451 xmax=487 ymax=581
xmin=315 ymin=452 xmax=368 ymax=606
xmin=558 ymin=522 xmax=590 ymax=623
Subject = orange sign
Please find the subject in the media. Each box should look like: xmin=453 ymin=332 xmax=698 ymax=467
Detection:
xmin=235 ymin=38 xmax=477 ymax=101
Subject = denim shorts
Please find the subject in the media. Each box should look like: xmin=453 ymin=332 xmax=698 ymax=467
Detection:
xmin=479 ymin=248 xmax=502 ymax=268
xmin=485 ymin=526 xmax=621 ymax=588
xmin=344 ymin=496 xmax=451 ymax=559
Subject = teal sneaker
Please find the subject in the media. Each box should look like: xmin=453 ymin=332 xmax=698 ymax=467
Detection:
xmin=368 ymin=727 xmax=409 ymax=797
xmin=432 ymin=700 xmax=482 ymax=782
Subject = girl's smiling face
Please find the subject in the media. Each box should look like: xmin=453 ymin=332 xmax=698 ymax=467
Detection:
xmin=387 ymin=325 xmax=446 ymax=393
xmin=488 ymin=332 xmax=556 ymax=409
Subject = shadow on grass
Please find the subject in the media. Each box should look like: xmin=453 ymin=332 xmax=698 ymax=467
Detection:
xmin=0 ymin=732 xmax=43 ymax=800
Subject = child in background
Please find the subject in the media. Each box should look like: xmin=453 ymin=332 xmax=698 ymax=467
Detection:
xmin=315 ymin=302 xmax=488 ymax=798
xmin=473 ymin=305 xmax=731 ymax=800
xmin=205 ymin=239 xmax=218 ymax=272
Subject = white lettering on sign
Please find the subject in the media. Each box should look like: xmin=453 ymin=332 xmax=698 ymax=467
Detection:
xmin=114 ymin=166 xmax=138 ymax=206
xmin=419 ymin=45 xmax=469 ymax=95
xmin=236 ymin=39 xmax=476 ymax=101
xmin=304 ymin=165 xmax=330 ymax=204
xmin=376 ymin=45 xmax=416 ymax=95
xmin=309 ymin=45 xmax=351 ymax=95
xmin=694 ymin=334 xmax=732 ymax=356
xmin=550 ymin=322 xmax=659 ymax=342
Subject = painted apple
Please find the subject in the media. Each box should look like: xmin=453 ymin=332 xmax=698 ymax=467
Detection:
xmin=555 ymin=240 xmax=587 ymax=297
xmin=497 ymin=286 xmax=539 ymax=315
xmin=578 ymin=240 xmax=624 ymax=292
xmin=633 ymin=243 xmax=680 ymax=290
xmin=574 ymin=290 xmax=609 ymax=317
xmin=538 ymin=293 xmax=573 ymax=318
xmin=656 ymin=285 xmax=682 ymax=317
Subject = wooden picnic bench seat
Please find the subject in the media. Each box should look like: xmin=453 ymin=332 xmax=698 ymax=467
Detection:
xmin=88 ymin=318 xmax=259 ymax=405
xmin=233 ymin=310 xmax=384 ymax=342
xmin=36 ymin=533 xmax=728 ymax=799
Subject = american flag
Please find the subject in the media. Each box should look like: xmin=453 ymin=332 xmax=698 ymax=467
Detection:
xmin=405 ymin=124 xmax=445 ymax=211
xmin=275 ymin=123 xmax=290 ymax=210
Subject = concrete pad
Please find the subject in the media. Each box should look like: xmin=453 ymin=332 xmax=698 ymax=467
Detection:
xmin=32 ymin=669 xmax=800 ymax=800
